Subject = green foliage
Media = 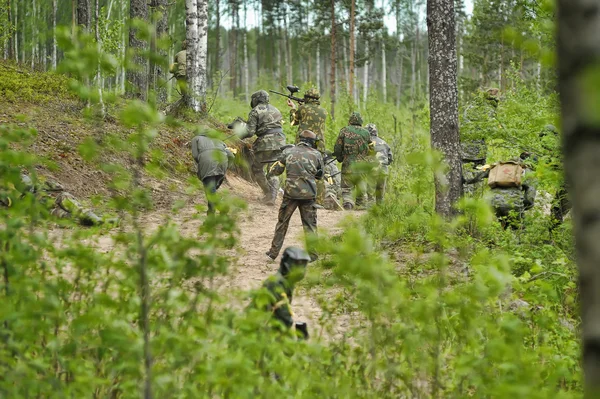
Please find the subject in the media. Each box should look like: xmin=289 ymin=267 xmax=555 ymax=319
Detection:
xmin=0 ymin=63 xmax=72 ymax=103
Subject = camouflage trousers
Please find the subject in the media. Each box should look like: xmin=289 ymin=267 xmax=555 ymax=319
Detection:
xmin=51 ymin=192 xmax=103 ymax=226
xmin=323 ymin=193 xmax=343 ymax=211
xmin=253 ymin=150 xmax=280 ymax=201
xmin=341 ymin=173 xmax=368 ymax=208
xmin=268 ymin=197 xmax=317 ymax=258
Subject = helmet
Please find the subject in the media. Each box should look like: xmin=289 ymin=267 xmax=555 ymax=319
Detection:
xmin=279 ymin=246 xmax=311 ymax=277
xmin=298 ymin=130 xmax=318 ymax=149
xmin=540 ymin=124 xmax=558 ymax=136
xmin=366 ymin=123 xmax=378 ymax=137
xmin=349 ymin=112 xmax=363 ymax=126
xmin=461 ymin=139 xmax=487 ymax=163
xmin=250 ymin=90 xmax=269 ymax=108
xmin=304 ymin=87 xmax=320 ymax=100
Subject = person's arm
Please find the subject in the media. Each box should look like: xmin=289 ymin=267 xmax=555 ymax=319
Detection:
xmin=387 ymin=143 xmax=393 ymax=165
xmin=266 ymin=152 xmax=286 ymax=179
xmin=333 ymin=132 xmax=344 ymax=163
xmin=315 ymin=154 xmax=324 ymax=180
xmin=463 ymin=169 xmax=489 ymax=185
xmin=240 ymin=109 xmax=258 ymax=140
xmin=290 ymin=104 xmax=300 ymax=127
xmin=265 ymin=280 xmax=294 ymax=328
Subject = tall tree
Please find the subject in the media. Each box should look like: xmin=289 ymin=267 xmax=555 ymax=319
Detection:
xmin=214 ymin=0 xmax=221 ymax=73
xmin=6 ymin=0 xmax=13 ymax=60
xmin=427 ymin=0 xmax=461 ymax=217
xmin=77 ymin=0 xmax=90 ymax=30
xmin=150 ymin=0 xmax=168 ymax=103
xmin=127 ymin=0 xmax=149 ymax=100
xmin=52 ymin=0 xmax=57 ymax=69
xmin=558 ymin=0 xmax=600 ymax=394
xmin=349 ymin=0 xmax=356 ymax=104
xmin=186 ymin=0 xmax=208 ymax=111
xmin=95 ymin=0 xmax=105 ymax=116
xmin=330 ymin=0 xmax=336 ymax=118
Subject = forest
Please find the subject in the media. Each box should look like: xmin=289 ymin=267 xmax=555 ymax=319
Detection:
xmin=0 ymin=0 xmax=598 ymax=398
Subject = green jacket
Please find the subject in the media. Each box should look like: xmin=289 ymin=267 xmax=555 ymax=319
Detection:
xmin=333 ymin=125 xmax=371 ymax=173
xmin=291 ymin=99 xmax=328 ymax=152
xmin=268 ymin=142 xmax=324 ymax=200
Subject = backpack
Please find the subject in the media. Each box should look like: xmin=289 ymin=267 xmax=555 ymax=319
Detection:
xmin=488 ymin=161 xmax=523 ymax=188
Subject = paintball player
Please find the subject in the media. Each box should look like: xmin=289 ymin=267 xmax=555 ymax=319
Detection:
xmin=169 ymin=40 xmax=187 ymax=95
xmin=288 ymin=87 xmax=328 ymax=206
xmin=323 ymin=153 xmax=343 ymax=211
xmin=366 ymin=123 xmax=393 ymax=205
xmin=461 ymin=139 xmax=487 ymax=198
xmin=236 ymin=90 xmax=286 ymax=206
xmin=464 ymin=155 xmax=537 ymax=230
xmin=254 ymin=246 xmax=311 ymax=339
xmin=265 ymin=130 xmax=324 ymax=261
xmin=191 ymin=131 xmax=235 ymax=215
xmin=0 ymin=174 xmax=117 ymax=227
xmin=332 ymin=112 xmax=372 ymax=210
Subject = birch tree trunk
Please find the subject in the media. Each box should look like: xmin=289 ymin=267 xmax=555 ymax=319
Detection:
xmin=284 ymin=10 xmax=292 ymax=83
xmin=363 ymin=39 xmax=369 ymax=104
xmin=558 ymin=0 xmax=600 ymax=394
xmin=13 ymin=0 xmax=18 ymax=62
xmin=349 ymin=0 xmax=356 ymax=104
xmin=343 ymin=36 xmax=349 ymax=93
xmin=197 ymin=0 xmax=208 ymax=105
xmin=330 ymin=0 xmax=336 ymax=119
xmin=427 ymin=0 xmax=461 ymax=217
xmin=316 ymin=42 xmax=320 ymax=91
xmin=215 ymin=0 xmax=220 ymax=73
xmin=52 ymin=0 xmax=57 ymax=69
xmin=185 ymin=0 xmax=207 ymax=111
xmin=127 ymin=0 xmax=148 ymax=100
xmin=95 ymin=0 xmax=105 ymax=116
xmin=381 ymin=36 xmax=387 ymax=103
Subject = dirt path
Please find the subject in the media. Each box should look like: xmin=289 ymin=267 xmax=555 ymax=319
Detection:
xmin=134 ymin=175 xmax=358 ymax=339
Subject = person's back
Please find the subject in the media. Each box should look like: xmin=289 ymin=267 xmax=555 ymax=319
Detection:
xmin=191 ymin=135 xmax=230 ymax=180
xmin=334 ymin=112 xmax=371 ymax=171
xmin=174 ymin=50 xmax=186 ymax=78
xmin=291 ymin=89 xmax=327 ymax=152
xmin=280 ymin=143 xmax=323 ymax=200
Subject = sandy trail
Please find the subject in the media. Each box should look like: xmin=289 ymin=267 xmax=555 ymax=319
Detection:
xmin=130 ymin=175 xmax=357 ymax=337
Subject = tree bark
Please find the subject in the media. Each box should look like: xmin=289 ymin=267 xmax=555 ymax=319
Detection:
xmin=243 ymin=1 xmax=249 ymax=103
xmin=381 ymin=35 xmax=387 ymax=103
xmin=6 ymin=0 xmax=13 ymax=60
xmin=349 ymin=0 xmax=356 ymax=104
xmin=13 ymin=0 xmax=17 ymax=62
xmin=215 ymin=0 xmax=221 ymax=73
xmin=31 ymin=0 xmax=36 ymax=69
xmin=343 ymin=35 xmax=349 ymax=93
xmin=558 ymin=1 xmax=600 ymax=394
xmin=363 ymin=39 xmax=369 ymax=104
xmin=330 ymin=0 xmax=336 ymax=119
xmin=77 ymin=0 xmax=91 ymax=31
xmin=95 ymin=0 xmax=105 ymax=116
xmin=150 ymin=0 xmax=168 ymax=103
xmin=52 ymin=0 xmax=57 ymax=69
xmin=185 ymin=0 xmax=207 ymax=111
xmin=316 ymin=41 xmax=320 ymax=91
xmin=127 ymin=0 xmax=148 ymax=100
xmin=427 ymin=0 xmax=461 ymax=217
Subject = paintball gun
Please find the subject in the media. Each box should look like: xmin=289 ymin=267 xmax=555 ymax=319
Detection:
xmin=269 ymin=85 xmax=305 ymax=104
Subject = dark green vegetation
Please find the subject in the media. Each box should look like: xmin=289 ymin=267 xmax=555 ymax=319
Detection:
xmin=0 ymin=0 xmax=581 ymax=397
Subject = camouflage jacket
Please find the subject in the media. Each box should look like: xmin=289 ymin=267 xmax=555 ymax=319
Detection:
xmin=172 ymin=50 xmax=186 ymax=78
xmin=372 ymin=136 xmax=393 ymax=173
xmin=324 ymin=161 xmax=342 ymax=199
xmin=244 ymin=102 xmax=285 ymax=152
xmin=261 ymin=272 xmax=294 ymax=328
xmin=462 ymin=162 xmax=486 ymax=197
xmin=291 ymin=99 xmax=328 ymax=152
xmin=269 ymin=142 xmax=324 ymax=200
xmin=333 ymin=125 xmax=372 ymax=173
xmin=466 ymin=168 xmax=537 ymax=211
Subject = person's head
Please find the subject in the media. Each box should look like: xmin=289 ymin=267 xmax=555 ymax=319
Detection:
xmin=349 ymin=112 xmax=363 ymax=126
xmin=279 ymin=246 xmax=310 ymax=284
xmin=485 ymin=88 xmax=500 ymax=108
xmin=460 ymin=139 xmax=487 ymax=164
xmin=181 ymin=40 xmax=187 ymax=50
xmin=304 ymin=87 xmax=321 ymax=102
xmin=366 ymin=123 xmax=378 ymax=137
xmin=250 ymin=90 xmax=269 ymax=108
xmin=298 ymin=130 xmax=318 ymax=149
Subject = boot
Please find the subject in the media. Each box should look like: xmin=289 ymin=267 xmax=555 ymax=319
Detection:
xmin=343 ymin=202 xmax=354 ymax=210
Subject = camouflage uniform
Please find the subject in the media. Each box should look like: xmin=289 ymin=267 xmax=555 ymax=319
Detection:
xmin=461 ymin=139 xmax=487 ymax=197
xmin=16 ymin=175 xmax=111 ymax=226
xmin=366 ymin=124 xmax=393 ymax=204
xmin=333 ymin=112 xmax=371 ymax=209
xmin=191 ymin=133 xmax=234 ymax=214
xmin=466 ymin=164 xmax=536 ymax=229
xmin=290 ymin=89 xmax=328 ymax=153
xmin=241 ymin=90 xmax=286 ymax=204
xmin=169 ymin=41 xmax=187 ymax=95
xmin=266 ymin=142 xmax=324 ymax=259
xmin=323 ymin=159 xmax=342 ymax=210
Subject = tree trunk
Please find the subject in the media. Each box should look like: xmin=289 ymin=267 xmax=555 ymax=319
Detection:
xmin=95 ymin=0 xmax=105 ymax=116
xmin=316 ymin=42 xmax=320 ymax=91
xmin=558 ymin=1 xmax=600 ymax=394
xmin=77 ymin=0 xmax=90 ymax=30
xmin=330 ymin=0 xmax=336 ymax=119
xmin=197 ymin=0 xmax=208 ymax=105
xmin=427 ymin=0 xmax=461 ymax=218
xmin=31 ymin=0 xmax=36 ymax=69
xmin=343 ymin=35 xmax=349 ymax=93
xmin=13 ymin=0 xmax=17 ymax=62
xmin=363 ymin=39 xmax=369 ymax=104
xmin=381 ymin=36 xmax=387 ymax=103
xmin=215 ymin=0 xmax=220 ymax=73
xmin=243 ymin=1 xmax=249 ymax=103
xmin=6 ymin=0 xmax=13 ymax=60
xmin=150 ymin=0 xmax=168 ymax=103
xmin=52 ymin=0 xmax=57 ymax=69
xmin=127 ymin=0 xmax=148 ymax=100
xmin=349 ymin=0 xmax=356 ymax=104
xmin=185 ymin=0 xmax=207 ymax=111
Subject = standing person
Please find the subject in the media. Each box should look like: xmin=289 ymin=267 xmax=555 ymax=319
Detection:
xmin=288 ymin=87 xmax=328 ymax=206
xmin=238 ymin=90 xmax=286 ymax=206
xmin=332 ymin=112 xmax=372 ymax=210
xmin=169 ymin=40 xmax=187 ymax=95
xmin=366 ymin=123 xmax=393 ymax=204
xmin=265 ymin=130 xmax=324 ymax=261
xmin=254 ymin=246 xmax=311 ymax=339
xmin=191 ymin=132 xmax=234 ymax=215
